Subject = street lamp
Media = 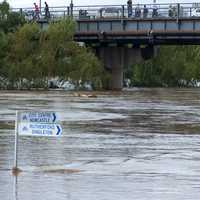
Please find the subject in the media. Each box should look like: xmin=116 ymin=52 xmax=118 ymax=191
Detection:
xmin=70 ymin=0 xmax=74 ymax=17
xmin=39 ymin=0 xmax=41 ymax=13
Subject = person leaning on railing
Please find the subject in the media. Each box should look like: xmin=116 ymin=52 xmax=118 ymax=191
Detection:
xmin=168 ymin=5 xmax=173 ymax=17
xmin=143 ymin=5 xmax=148 ymax=18
xmin=135 ymin=4 xmax=141 ymax=17
xmin=152 ymin=4 xmax=158 ymax=17
xmin=168 ymin=4 xmax=177 ymax=17
xmin=127 ymin=0 xmax=133 ymax=17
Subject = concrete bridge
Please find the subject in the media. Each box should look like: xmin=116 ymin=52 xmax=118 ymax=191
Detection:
xmin=13 ymin=2 xmax=200 ymax=90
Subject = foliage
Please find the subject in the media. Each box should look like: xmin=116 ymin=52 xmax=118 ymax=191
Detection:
xmin=0 ymin=1 xmax=25 ymax=33
xmin=0 ymin=31 xmax=8 ymax=74
xmin=0 ymin=2 xmax=106 ymax=90
xmin=0 ymin=0 xmax=9 ymax=20
xmin=7 ymin=23 xmax=41 ymax=87
xmin=6 ymin=19 xmax=106 ymax=89
xmin=0 ymin=0 xmax=26 ymax=87
xmin=131 ymin=46 xmax=200 ymax=87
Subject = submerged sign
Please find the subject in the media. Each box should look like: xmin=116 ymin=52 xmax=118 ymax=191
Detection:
xmin=13 ymin=111 xmax=62 ymax=171
xmin=16 ymin=111 xmax=62 ymax=137
xmin=19 ymin=111 xmax=58 ymax=123
xmin=19 ymin=123 xmax=62 ymax=137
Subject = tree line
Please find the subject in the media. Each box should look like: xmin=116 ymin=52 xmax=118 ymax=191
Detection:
xmin=128 ymin=46 xmax=200 ymax=87
xmin=0 ymin=1 xmax=108 ymax=90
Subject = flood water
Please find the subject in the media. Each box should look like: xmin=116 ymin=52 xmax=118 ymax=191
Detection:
xmin=1 ymin=88 xmax=200 ymax=200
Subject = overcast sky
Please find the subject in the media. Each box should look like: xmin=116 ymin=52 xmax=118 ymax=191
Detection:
xmin=5 ymin=0 xmax=200 ymax=8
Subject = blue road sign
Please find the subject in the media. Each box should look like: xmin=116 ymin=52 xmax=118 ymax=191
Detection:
xmin=18 ymin=123 xmax=62 ymax=137
xmin=13 ymin=111 xmax=62 ymax=171
xmin=19 ymin=111 xmax=58 ymax=123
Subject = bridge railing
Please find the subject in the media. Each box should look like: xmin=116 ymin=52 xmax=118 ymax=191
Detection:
xmin=11 ymin=3 xmax=200 ymax=21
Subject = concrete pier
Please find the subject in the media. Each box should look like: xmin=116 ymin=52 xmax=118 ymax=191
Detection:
xmin=97 ymin=46 xmax=143 ymax=90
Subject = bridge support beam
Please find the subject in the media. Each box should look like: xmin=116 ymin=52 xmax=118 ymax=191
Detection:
xmin=97 ymin=46 xmax=143 ymax=90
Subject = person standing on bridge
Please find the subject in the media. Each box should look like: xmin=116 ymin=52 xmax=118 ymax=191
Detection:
xmin=143 ymin=5 xmax=148 ymax=18
xmin=34 ymin=2 xmax=40 ymax=20
xmin=127 ymin=0 xmax=133 ymax=17
xmin=44 ymin=2 xmax=50 ymax=19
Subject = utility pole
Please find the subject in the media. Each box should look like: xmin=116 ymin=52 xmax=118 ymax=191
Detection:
xmin=39 ymin=0 xmax=42 ymax=14
xmin=70 ymin=0 xmax=73 ymax=17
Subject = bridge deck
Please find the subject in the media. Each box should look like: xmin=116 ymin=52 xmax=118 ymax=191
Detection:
xmin=75 ymin=18 xmax=200 ymax=44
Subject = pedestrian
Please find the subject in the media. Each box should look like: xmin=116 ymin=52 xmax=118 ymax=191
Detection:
xmin=152 ymin=4 xmax=158 ymax=17
xmin=135 ymin=4 xmax=141 ymax=18
xmin=168 ymin=5 xmax=173 ymax=17
xmin=143 ymin=5 xmax=148 ymax=18
xmin=33 ymin=2 xmax=40 ymax=20
xmin=44 ymin=1 xmax=50 ymax=19
xmin=172 ymin=6 xmax=177 ymax=17
xmin=127 ymin=0 xmax=133 ymax=18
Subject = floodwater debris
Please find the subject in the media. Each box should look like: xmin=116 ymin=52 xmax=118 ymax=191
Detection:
xmin=73 ymin=92 xmax=97 ymax=98
xmin=11 ymin=167 xmax=22 ymax=176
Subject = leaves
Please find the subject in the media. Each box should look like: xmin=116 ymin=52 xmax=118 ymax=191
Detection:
xmin=5 ymin=19 xmax=106 ymax=89
xmin=132 ymin=46 xmax=200 ymax=87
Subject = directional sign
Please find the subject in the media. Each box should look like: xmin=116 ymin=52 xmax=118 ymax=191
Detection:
xmin=18 ymin=123 xmax=62 ymax=137
xmin=18 ymin=111 xmax=58 ymax=124
xmin=13 ymin=111 xmax=63 ymax=171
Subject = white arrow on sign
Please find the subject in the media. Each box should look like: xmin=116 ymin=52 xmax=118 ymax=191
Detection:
xmin=18 ymin=123 xmax=62 ymax=137
xmin=19 ymin=111 xmax=58 ymax=124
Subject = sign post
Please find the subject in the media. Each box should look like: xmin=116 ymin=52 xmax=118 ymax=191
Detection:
xmin=39 ymin=0 xmax=42 ymax=14
xmin=13 ymin=111 xmax=19 ymax=171
xmin=12 ymin=111 xmax=62 ymax=174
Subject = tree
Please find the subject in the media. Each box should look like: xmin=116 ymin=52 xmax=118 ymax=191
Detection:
xmin=39 ymin=19 xmax=106 ymax=89
xmin=7 ymin=19 xmax=107 ymax=89
xmin=131 ymin=45 xmax=200 ymax=87
xmin=0 ymin=31 xmax=8 ymax=74
xmin=0 ymin=1 xmax=25 ymax=33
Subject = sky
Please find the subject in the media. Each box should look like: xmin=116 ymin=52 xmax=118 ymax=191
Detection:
xmin=5 ymin=0 xmax=200 ymax=8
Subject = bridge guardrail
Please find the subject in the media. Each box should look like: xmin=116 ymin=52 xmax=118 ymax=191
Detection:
xmin=11 ymin=3 xmax=200 ymax=22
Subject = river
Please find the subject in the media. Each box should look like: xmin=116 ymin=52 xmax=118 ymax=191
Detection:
xmin=0 ymin=88 xmax=200 ymax=200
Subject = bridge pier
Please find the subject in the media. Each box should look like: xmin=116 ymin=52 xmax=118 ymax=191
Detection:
xmin=98 ymin=47 xmax=124 ymax=90
xmin=97 ymin=46 xmax=143 ymax=90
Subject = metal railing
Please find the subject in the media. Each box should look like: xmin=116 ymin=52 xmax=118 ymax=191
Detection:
xmin=11 ymin=3 xmax=200 ymax=21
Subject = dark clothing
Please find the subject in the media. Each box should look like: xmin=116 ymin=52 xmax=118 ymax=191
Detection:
xmin=127 ymin=0 xmax=133 ymax=17
xmin=135 ymin=7 xmax=141 ymax=18
xmin=45 ymin=3 xmax=50 ymax=19
xmin=168 ymin=8 xmax=173 ymax=17
xmin=143 ymin=6 xmax=148 ymax=18
xmin=152 ymin=7 xmax=158 ymax=17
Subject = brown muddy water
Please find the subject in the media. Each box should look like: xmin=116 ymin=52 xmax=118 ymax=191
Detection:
xmin=0 ymin=88 xmax=200 ymax=200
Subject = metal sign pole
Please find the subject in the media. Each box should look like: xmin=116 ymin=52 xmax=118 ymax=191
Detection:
xmin=14 ymin=111 xmax=19 ymax=170
xmin=13 ymin=175 xmax=18 ymax=200
xmin=39 ymin=0 xmax=42 ymax=14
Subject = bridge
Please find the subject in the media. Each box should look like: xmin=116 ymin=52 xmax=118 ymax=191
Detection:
xmin=13 ymin=3 xmax=200 ymax=90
